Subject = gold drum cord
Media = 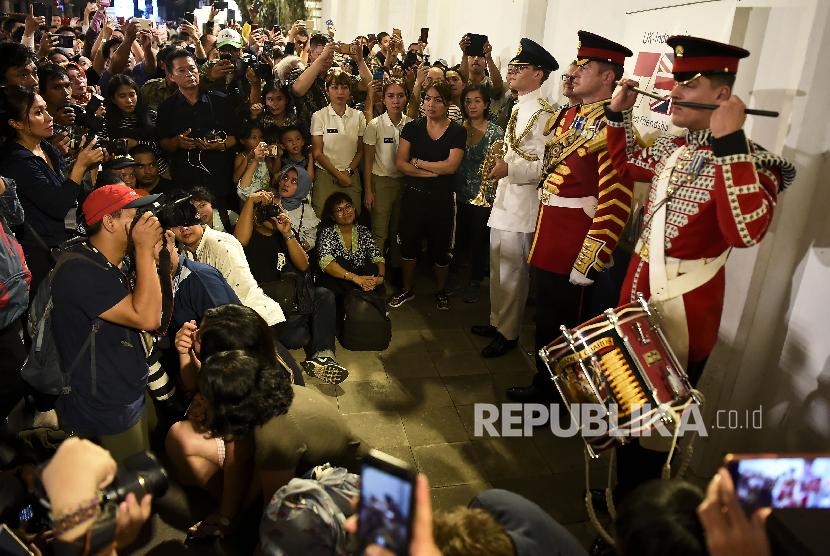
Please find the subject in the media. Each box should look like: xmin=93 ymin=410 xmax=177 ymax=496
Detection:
xmin=599 ymin=348 xmax=648 ymax=418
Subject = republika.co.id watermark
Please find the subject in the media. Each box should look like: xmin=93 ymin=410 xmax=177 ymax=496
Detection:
xmin=472 ymin=403 xmax=764 ymax=438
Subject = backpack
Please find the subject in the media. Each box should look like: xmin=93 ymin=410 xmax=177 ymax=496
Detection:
xmin=20 ymin=251 xmax=107 ymax=403
xmin=260 ymin=464 xmax=359 ymax=556
xmin=338 ymin=289 xmax=391 ymax=351
xmin=0 ymin=217 xmax=30 ymax=329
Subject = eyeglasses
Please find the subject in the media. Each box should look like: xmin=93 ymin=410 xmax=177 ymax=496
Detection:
xmin=506 ymin=65 xmax=530 ymax=75
xmin=561 ymin=75 xmax=577 ymax=82
xmin=334 ymin=204 xmax=354 ymax=214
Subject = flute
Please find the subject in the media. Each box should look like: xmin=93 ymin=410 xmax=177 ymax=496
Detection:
xmin=613 ymin=81 xmax=779 ymax=118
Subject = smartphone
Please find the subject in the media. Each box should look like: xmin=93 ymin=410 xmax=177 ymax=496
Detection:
xmin=0 ymin=524 xmax=33 ymax=556
xmin=367 ymin=33 xmax=376 ymax=43
xmin=116 ymin=16 xmax=125 ymax=26
xmin=183 ymin=11 xmax=195 ymax=25
xmin=303 ymin=20 xmax=313 ymax=31
xmin=392 ymin=28 xmax=401 ymax=39
xmin=31 ymin=2 xmax=47 ymax=17
xmin=133 ymin=17 xmax=153 ymax=31
xmin=251 ymin=23 xmax=260 ymax=31
xmin=419 ymin=27 xmax=429 ymax=44
xmin=372 ymin=68 xmax=385 ymax=81
xmin=466 ymin=33 xmax=487 ymax=56
xmin=226 ymin=9 xmax=235 ymax=22
xmin=55 ymin=34 xmax=74 ymax=48
xmin=272 ymin=24 xmax=281 ymax=34
xmin=357 ymin=450 xmax=416 ymax=556
xmin=213 ymin=0 xmax=228 ymax=9
xmin=725 ymin=453 xmax=830 ymax=512
xmin=337 ymin=43 xmax=357 ymax=55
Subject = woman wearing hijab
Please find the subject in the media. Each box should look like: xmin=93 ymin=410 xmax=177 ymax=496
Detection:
xmin=274 ymin=163 xmax=320 ymax=251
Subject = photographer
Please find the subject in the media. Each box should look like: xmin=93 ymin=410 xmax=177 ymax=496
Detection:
xmin=39 ymin=438 xmax=152 ymax=554
xmin=51 ymin=184 xmax=162 ymax=460
xmin=201 ymin=28 xmax=264 ymax=116
xmin=0 ymin=85 xmax=103 ymax=292
xmin=104 ymin=74 xmax=168 ymax=175
xmin=156 ymin=49 xmax=238 ymax=209
xmin=235 ymin=176 xmax=347 ymax=385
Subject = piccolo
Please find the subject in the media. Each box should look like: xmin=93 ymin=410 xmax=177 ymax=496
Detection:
xmin=613 ymin=81 xmax=779 ymax=118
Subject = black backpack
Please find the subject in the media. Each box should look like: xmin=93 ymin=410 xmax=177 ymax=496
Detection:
xmin=337 ymin=289 xmax=391 ymax=351
xmin=21 ymin=251 xmax=107 ymax=403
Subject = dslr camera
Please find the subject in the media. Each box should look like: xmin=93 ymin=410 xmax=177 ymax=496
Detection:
xmin=255 ymin=202 xmax=281 ymax=221
xmin=133 ymin=194 xmax=202 ymax=230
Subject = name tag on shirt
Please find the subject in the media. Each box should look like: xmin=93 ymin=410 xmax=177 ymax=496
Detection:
xmin=383 ymin=137 xmax=395 ymax=144
xmin=326 ymin=128 xmax=339 ymax=134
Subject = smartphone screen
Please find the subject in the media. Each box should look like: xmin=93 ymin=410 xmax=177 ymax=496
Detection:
xmin=372 ymin=68 xmax=385 ymax=81
xmin=358 ymin=451 xmax=416 ymax=556
xmin=727 ymin=455 xmax=830 ymax=511
xmin=419 ymin=27 xmax=429 ymax=43
xmin=183 ymin=11 xmax=195 ymax=25
xmin=226 ymin=9 xmax=235 ymax=22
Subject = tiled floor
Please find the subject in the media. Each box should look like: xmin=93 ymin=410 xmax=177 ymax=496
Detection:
xmin=130 ymin=273 xmax=614 ymax=554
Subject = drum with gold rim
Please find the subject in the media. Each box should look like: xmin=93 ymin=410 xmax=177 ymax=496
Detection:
xmin=539 ymin=294 xmax=697 ymax=457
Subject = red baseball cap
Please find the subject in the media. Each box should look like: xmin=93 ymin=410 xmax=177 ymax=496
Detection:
xmin=82 ymin=184 xmax=160 ymax=226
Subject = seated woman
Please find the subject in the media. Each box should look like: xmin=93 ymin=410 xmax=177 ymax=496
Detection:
xmin=274 ymin=164 xmax=319 ymax=250
xmin=317 ymin=192 xmax=386 ymax=299
xmin=167 ymin=305 xmax=367 ymax=539
xmin=235 ymin=177 xmax=348 ymax=385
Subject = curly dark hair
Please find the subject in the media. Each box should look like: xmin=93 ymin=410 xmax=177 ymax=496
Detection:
xmin=199 ymin=304 xmax=278 ymax=363
xmin=199 ymin=350 xmax=294 ymax=439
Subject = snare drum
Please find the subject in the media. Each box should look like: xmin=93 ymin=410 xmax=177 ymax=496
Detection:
xmin=540 ymin=293 xmax=696 ymax=457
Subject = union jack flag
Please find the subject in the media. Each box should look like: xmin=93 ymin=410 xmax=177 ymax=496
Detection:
xmin=632 ymin=51 xmax=675 ymax=114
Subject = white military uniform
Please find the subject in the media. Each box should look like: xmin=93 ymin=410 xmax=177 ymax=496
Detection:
xmin=487 ymin=87 xmax=555 ymax=340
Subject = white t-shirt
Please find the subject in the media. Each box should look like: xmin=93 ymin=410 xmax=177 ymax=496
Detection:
xmin=311 ymin=104 xmax=367 ymax=171
xmin=363 ymin=112 xmax=412 ymax=178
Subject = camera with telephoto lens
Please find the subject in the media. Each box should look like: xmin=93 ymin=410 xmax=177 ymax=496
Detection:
xmin=255 ymin=202 xmax=282 ymax=221
xmin=132 ymin=194 xmax=202 ymax=230
xmin=25 ymin=451 xmax=168 ymax=535
xmin=69 ymin=94 xmax=106 ymax=134
xmin=100 ymin=452 xmax=169 ymax=505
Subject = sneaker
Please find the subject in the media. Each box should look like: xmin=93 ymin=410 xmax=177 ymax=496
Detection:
xmin=389 ymin=289 xmax=415 ymax=308
xmin=462 ymin=281 xmax=481 ymax=303
xmin=301 ymin=357 xmax=349 ymax=385
xmin=435 ymin=291 xmax=450 ymax=311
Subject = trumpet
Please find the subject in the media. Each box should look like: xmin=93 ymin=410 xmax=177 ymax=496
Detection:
xmin=471 ymin=139 xmax=506 ymax=208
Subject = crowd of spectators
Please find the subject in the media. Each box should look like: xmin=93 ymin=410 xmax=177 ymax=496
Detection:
xmin=0 ymin=4 xmax=785 ymax=555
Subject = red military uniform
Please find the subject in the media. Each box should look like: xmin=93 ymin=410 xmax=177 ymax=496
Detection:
xmin=605 ymin=38 xmax=796 ymax=379
xmin=529 ymin=100 xmax=634 ymax=277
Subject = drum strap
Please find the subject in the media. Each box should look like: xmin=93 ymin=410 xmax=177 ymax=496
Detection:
xmin=647 ymin=146 xmax=730 ymax=368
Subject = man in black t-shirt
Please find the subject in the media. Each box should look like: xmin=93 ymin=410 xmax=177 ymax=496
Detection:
xmin=52 ymin=184 xmax=163 ymax=461
xmin=157 ymin=49 xmax=238 ymax=209
xmin=390 ymin=81 xmax=467 ymax=311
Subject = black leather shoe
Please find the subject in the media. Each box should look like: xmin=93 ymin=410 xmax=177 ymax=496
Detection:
xmin=470 ymin=324 xmax=499 ymax=337
xmin=481 ymin=334 xmax=518 ymax=358
xmin=505 ymin=384 xmax=548 ymax=403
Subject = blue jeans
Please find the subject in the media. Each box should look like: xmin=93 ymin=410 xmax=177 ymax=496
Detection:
xmin=275 ymin=286 xmax=337 ymax=361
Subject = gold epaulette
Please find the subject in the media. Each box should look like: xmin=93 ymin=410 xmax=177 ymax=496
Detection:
xmin=538 ymin=98 xmax=558 ymax=114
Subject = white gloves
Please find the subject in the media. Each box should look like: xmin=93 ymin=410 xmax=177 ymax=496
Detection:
xmin=569 ymin=268 xmax=594 ymax=286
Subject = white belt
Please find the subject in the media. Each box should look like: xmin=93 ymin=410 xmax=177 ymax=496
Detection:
xmin=539 ymin=193 xmax=598 ymax=218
